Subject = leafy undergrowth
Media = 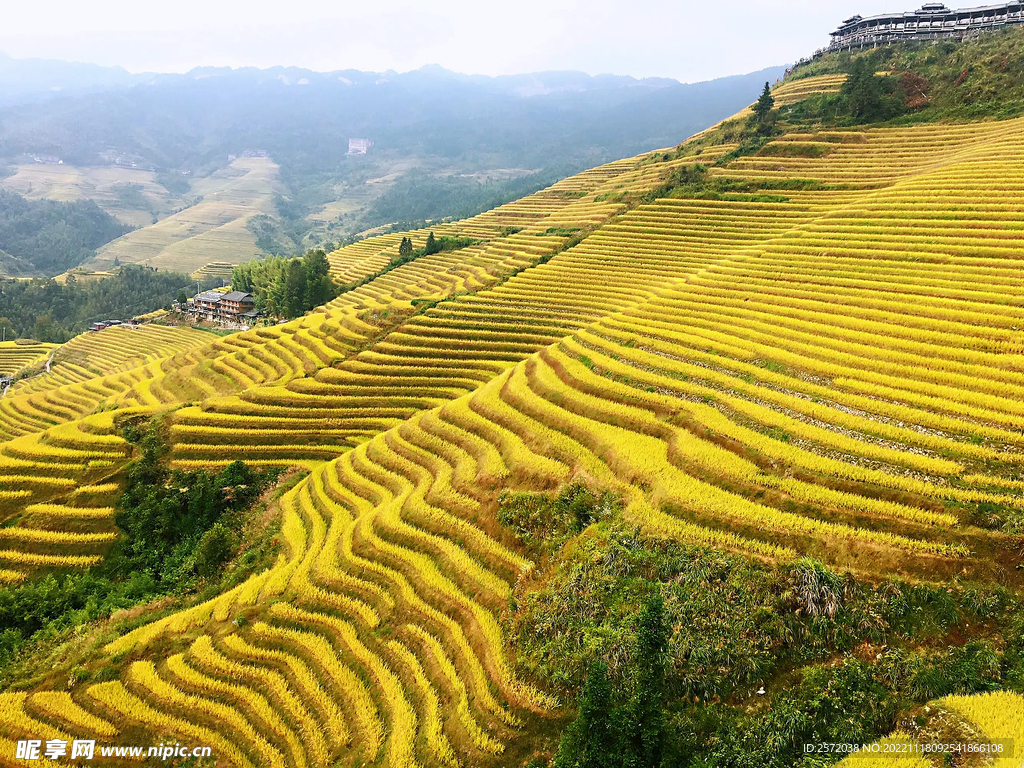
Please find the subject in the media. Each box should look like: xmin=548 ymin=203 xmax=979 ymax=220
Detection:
xmin=0 ymin=419 xmax=288 ymax=691
xmin=503 ymin=485 xmax=1024 ymax=768
xmin=789 ymin=26 xmax=1024 ymax=123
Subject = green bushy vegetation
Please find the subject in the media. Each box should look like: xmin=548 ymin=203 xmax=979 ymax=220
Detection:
xmin=699 ymin=60 xmax=909 ymax=158
xmin=0 ymin=265 xmax=216 ymax=342
xmin=506 ymin=491 xmax=1023 ymax=768
xmin=395 ymin=232 xmax=476 ymax=265
xmin=789 ymin=26 xmax=1024 ymax=124
xmin=663 ymin=28 xmax=1024 ymax=186
xmin=499 ymin=483 xmax=619 ymax=556
xmin=230 ymin=248 xmax=337 ymax=319
xmin=642 ymin=164 xmax=844 ymax=205
xmin=0 ymin=189 xmax=130 ymax=276
xmin=552 ymin=596 xmax=670 ymax=768
xmin=783 ymin=58 xmax=914 ymax=126
xmin=232 ymin=234 xmax=477 ymax=320
xmin=0 ymin=571 xmax=157 ymax=686
xmin=0 ymin=419 xmax=279 ymax=685
xmin=114 ymin=419 xmax=278 ymax=583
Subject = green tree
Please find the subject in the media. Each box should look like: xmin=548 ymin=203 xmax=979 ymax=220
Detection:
xmin=554 ymin=661 xmax=618 ymax=768
xmin=398 ymin=236 xmax=413 ymax=260
xmin=177 ymin=290 xmax=188 ymax=305
xmin=192 ymin=523 xmax=234 ymax=578
xmin=0 ymin=317 xmax=15 ymax=342
xmin=113 ymin=424 xmax=273 ymax=584
xmin=552 ymin=595 xmax=670 ymax=768
xmin=753 ymin=81 xmax=775 ymax=122
xmin=232 ymin=264 xmax=254 ymax=293
xmin=302 ymin=248 xmax=335 ymax=309
xmin=265 ymin=262 xmax=287 ymax=317
xmin=284 ymin=258 xmax=307 ymax=318
xmin=31 ymin=314 xmax=71 ymax=343
xmin=424 ymin=231 xmax=439 ymax=255
xmin=620 ymin=595 xmax=668 ymax=768
xmin=840 ymin=57 xmax=905 ymax=123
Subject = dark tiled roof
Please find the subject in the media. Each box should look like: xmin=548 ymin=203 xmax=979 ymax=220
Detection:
xmin=220 ymin=291 xmax=253 ymax=302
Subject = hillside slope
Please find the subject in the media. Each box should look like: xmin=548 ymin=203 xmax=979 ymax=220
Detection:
xmin=81 ymin=157 xmax=279 ymax=274
xmin=0 ymin=71 xmax=1023 ymax=765
xmin=0 ymin=63 xmax=786 ymax=252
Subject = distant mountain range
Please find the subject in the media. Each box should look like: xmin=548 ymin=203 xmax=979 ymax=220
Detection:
xmin=0 ymin=56 xmax=786 ymax=172
xmin=0 ymin=52 xmax=787 ymax=258
xmin=0 ymin=51 xmax=691 ymax=108
xmin=0 ymin=50 xmax=139 ymax=106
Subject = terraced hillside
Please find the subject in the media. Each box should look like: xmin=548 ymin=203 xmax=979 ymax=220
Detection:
xmin=82 ymin=157 xmax=280 ymax=275
xmin=0 ymin=164 xmax=188 ymax=229
xmin=1 ymin=73 xmax=1024 ymax=766
xmin=0 ymin=342 xmax=56 ymax=379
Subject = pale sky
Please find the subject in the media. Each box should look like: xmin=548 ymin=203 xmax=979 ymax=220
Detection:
xmin=1 ymin=1 xmax=905 ymax=81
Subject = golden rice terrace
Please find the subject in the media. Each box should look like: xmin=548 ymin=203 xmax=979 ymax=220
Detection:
xmin=1 ymin=72 xmax=1023 ymax=766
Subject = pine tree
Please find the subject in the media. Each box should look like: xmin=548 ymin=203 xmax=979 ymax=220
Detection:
xmin=424 ymin=231 xmax=439 ymax=255
xmin=398 ymin=236 xmax=413 ymax=260
xmin=554 ymin=661 xmax=619 ymax=768
xmin=620 ymin=595 xmax=669 ymax=768
xmin=753 ymin=81 xmax=775 ymax=123
xmin=841 ymin=57 xmax=886 ymax=121
xmin=302 ymin=248 xmax=334 ymax=309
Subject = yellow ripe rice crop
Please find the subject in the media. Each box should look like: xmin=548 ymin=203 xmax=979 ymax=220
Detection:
xmin=165 ymin=652 xmax=310 ymax=768
xmin=403 ymin=624 xmax=507 ymax=755
xmin=188 ymin=634 xmax=333 ymax=758
xmin=0 ymin=528 xmax=115 ymax=544
xmin=834 ymin=732 xmax=932 ymax=767
xmin=22 ymin=503 xmax=113 ymax=518
xmin=87 ymin=681 xmax=255 ymax=768
xmin=0 ymin=550 xmax=101 ymax=567
xmin=264 ymin=604 xmax=420 ymax=766
xmin=219 ymin=630 xmax=350 ymax=756
xmin=387 ymin=639 xmax=461 ymax=768
xmin=942 ymin=691 xmax=1024 ymax=768
xmin=29 ymin=692 xmax=118 ymax=738
xmin=5 ymin=93 xmax=1024 ymax=768
xmin=0 ymin=692 xmax=70 ymax=741
xmin=127 ymin=661 xmax=286 ymax=766
xmin=243 ymin=622 xmax=383 ymax=757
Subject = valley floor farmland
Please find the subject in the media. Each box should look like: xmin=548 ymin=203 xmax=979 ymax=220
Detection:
xmin=81 ymin=157 xmax=281 ymax=276
xmin=0 ymin=163 xmax=186 ymax=229
xmin=1 ymin=76 xmax=1024 ymax=765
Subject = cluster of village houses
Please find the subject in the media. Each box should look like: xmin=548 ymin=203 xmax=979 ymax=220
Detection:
xmin=89 ymin=319 xmax=138 ymax=332
xmin=86 ymin=291 xmax=259 ymax=335
xmin=186 ymin=290 xmax=259 ymax=323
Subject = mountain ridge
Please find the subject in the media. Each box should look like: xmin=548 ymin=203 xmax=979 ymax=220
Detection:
xmin=0 ymin=52 xmax=758 ymax=108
